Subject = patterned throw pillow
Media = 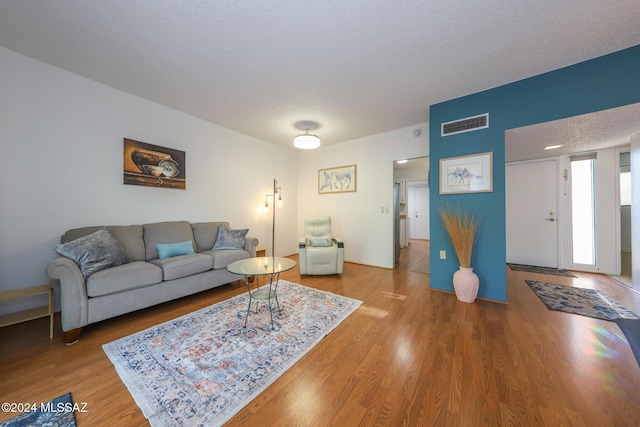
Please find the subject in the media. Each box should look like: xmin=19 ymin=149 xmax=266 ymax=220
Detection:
xmin=212 ymin=224 xmax=249 ymax=250
xmin=55 ymin=228 xmax=128 ymax=278
xmin=307 ymin=237 xmax=332 ymax=247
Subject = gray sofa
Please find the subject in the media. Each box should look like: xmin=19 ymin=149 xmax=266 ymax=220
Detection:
xmin=46 ymin=221 xmax=257 ymax=343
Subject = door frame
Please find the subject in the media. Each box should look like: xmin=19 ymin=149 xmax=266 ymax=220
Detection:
xmin=614 ymin=146 xmax=631 ymax=277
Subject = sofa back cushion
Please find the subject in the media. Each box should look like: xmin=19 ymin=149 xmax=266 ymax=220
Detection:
xmin=143 ymin=221 xmax=196 ymax=261
xmin=191 ymin=222 xmax=228 ymax=252
xmin=63 ymin=225 xmax=146 ymax=261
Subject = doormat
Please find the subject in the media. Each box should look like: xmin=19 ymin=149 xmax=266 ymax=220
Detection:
xmin=0 ymin=393 xmax=76 ymax=427
xmin=525 ymin=280 xmax=638 ymax=321
xmin=508 ymin=263 xmax=577 ymax=277
xmin=103 ymin=281 xmax=362 ymax=426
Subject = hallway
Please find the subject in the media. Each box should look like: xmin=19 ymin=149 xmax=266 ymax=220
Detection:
xmin=397 ymin=238 xmax=429 ymax=275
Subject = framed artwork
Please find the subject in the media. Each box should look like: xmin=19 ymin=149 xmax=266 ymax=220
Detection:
xmin=439 ymin=151 xmax=492 ymax=194
xmin=123 ymin=138 xmax=186 ymax=189
xmin=318 ymin=164 xmax=357 ymax=194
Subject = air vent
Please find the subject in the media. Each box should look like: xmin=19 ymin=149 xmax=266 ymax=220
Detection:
xmin=441 ymin=113 xmax=489 ymax=136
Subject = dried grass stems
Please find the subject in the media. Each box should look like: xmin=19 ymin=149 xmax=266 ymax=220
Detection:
xmin=439 ymin=206 xmax=480 ymax=268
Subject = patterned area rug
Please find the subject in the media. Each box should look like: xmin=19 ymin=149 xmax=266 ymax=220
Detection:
xmin=525 ymin=280 xmax=638 ymax=321
xmin=0 ymin=393 xmax=76 ymax=427
xmin=509 ymin=263 xmax=577 ymax=277
xmin=103 ymin=281 xmax=362 ymax=427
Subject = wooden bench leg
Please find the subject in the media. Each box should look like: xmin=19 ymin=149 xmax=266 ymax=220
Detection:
xmin=64 ymin=328 xmax=82 ymax=345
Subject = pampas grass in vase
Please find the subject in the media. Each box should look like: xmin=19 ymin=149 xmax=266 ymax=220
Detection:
xmin=439 ymin=205 xmax=481 ymax=302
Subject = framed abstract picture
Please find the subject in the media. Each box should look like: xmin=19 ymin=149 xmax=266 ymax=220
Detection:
xmin=439 ymin=152 xmax=492 ymax=194
xmin=123 ymin=138 xmax=186 ymax=190
xmin=318 ymin=164 xmax=357 ymax=194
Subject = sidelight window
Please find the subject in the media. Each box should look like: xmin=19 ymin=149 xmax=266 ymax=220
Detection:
xmin=571 ymin=154 xmax=596 ymax=266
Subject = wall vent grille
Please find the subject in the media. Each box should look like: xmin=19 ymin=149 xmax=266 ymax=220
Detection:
xmin=441 ymin=113 xmax=489 ymax=136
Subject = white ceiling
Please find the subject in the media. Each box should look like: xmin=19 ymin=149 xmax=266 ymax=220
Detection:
xmin=394 ymin=157 xmax=429 ymax=171
xmin=2 ymin=1 xmax=640 ymax=151
xmin=506 ymin=103 xmax=640 ymax=162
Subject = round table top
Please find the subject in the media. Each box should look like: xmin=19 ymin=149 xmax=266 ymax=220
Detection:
xmin=227 ymin=256 xmax=296 ymax=276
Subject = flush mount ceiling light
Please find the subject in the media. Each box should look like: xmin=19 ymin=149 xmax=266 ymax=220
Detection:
xmin=293 ymin=121 xmax=321 ymax=149
xmin=544 ymin=144 xmax=564 ymax=150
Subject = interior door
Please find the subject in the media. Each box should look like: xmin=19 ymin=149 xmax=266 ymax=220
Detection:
xmin=412 ymin=185 xmax=429 ymax=239
xmin=506 ymin=159 xmax=558 ymax=267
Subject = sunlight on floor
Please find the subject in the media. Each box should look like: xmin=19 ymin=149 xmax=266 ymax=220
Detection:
xmin=381 ymin=291 xmax=407 ymax=300
xmin=358 ymin=305 xmax=389 ymax=319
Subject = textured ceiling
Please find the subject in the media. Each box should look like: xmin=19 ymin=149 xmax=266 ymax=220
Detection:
xmin=1 ymin=1 xmax=640 ymax=151
xmin=506 ymin=103 xmax=640 ymax=162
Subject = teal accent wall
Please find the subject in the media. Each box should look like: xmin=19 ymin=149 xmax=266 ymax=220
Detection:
xmin=429 ymin=45 xmax=640 ymax=302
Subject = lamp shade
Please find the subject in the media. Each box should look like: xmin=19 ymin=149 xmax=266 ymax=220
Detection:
xmin=293 ymin=132 xmax=321 ymax=149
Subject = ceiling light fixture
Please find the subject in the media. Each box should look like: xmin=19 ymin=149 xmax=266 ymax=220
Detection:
xmin=544 ymin=144 xmax=564 ymax=150
xmin=396 ymin=160 xmax=408 ymax=164
xmin=293 ymin=121 xmax=321 ymax=149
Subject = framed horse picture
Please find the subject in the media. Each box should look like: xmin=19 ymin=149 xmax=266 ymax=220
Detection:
xmin=439 ymin=152 xmax=492 ymax=194
xmin=318 ymin=164 xmax=357 ymax=194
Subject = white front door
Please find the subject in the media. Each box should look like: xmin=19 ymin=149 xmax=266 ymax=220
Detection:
xmin=506 ymin=159 xmax=558 ymax=268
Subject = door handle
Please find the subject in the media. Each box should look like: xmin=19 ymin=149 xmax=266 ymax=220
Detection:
xmin=545 ymin=217 xmax=556 ymax=222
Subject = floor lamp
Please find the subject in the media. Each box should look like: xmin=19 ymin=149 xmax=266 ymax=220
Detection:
xmin=265 ymin=179 xmax=282 ymax=256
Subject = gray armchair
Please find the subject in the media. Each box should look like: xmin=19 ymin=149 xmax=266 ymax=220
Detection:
xmin=298 ymin=216 xmax=344 ymax=275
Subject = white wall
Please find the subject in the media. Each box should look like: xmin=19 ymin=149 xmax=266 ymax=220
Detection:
xmin=0 ymin=46 xmax=429 ymax=317
xmin=0 ymin=47 xmax=298 ymax=311
xmin=394 ymin=165 xmax=429 ymax=183
xmin=631 ymin=132 xmax=640 ymax=289
xmin=621 ymin=206 xmax=632 ymax=253
xmin=296 ymin=125 xmax=429 ymax=269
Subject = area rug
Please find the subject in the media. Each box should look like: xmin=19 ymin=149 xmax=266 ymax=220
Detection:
xmin=525 ymin=280 xmax=638 ymax=321
xmin=509 ymin=263 xmax=577 ymax=277
xmin=103 ymin=280 xmax=362 ymax=427
xmin=0 ymin=393 xmax=76 ymax=427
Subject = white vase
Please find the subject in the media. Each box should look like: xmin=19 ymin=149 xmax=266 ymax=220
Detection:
xmin=452 ymin=266 xmax=479 ymax=303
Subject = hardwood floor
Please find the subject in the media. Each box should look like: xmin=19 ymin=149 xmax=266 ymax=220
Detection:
xmin=397 ymin=239 xmax=429 ymax=274
xmin=2 ymin=251 xmax=640 ymax=426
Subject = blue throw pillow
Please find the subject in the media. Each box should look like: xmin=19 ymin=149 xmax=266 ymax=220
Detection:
xmin=156 ymin=241 xmax=195 ymax=259
xmin=212 ymin=224 xmax=249 ymax=250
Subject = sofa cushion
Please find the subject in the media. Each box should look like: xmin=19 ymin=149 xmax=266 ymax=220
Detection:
xmin=108 ymin=225 xmax=146 ymax=261
xmin=143 ymin=221 xmax=195 ymax=261
xmin=55 ymin=228 xmax=129 ymax=278
xmin=86 ymin=261 xmax=162 ymax=297
xmin=156 ymin=241 xmax=195 ymax=259
xmin=201 ymin=249 xmax=250 ymax=270
xmin=64 ymin=225 xmax=145 ymax=262
xmin=212 ymin=224 xmax=249 ymax=250
xmin=149 ymin=253 xmax=214 ymax=280
xmin=191 ymin=222 xmax=227 ymax=252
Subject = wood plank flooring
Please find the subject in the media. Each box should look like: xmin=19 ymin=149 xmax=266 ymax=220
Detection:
xmin=2 ymin=244 xmax=640 ymax=426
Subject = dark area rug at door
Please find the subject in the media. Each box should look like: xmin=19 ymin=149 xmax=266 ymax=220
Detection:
xmin=525 ymin=280 xmax=638 ymax=321
xmin=0 ymin=393 xmax=76 ymax=427
xmin=508 ymin=263 xmax=577 ymax=277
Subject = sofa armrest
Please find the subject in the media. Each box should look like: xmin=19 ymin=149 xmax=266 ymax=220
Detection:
xmin=46 ymin=257 xmax=89 ymax=332
xmin=333 ymin=238 xmax=344 ymax=274
xmin=298 ymin=239 xmax=307 ymax=274
xmin=244 ymin=236 xmax=259 ymax=257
